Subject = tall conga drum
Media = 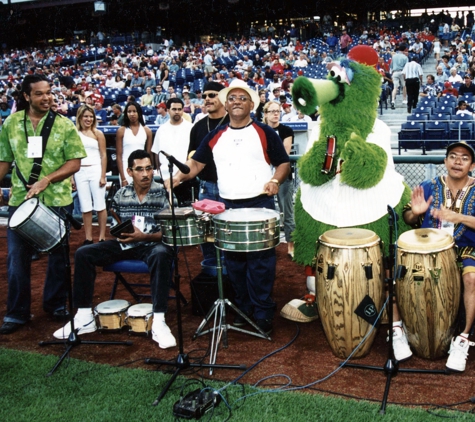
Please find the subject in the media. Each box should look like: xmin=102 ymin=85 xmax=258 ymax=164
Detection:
xmin=316 ymin=228 xmax=384 ymax=359
xmin=396 ymin=228 xmax=461 ymax=359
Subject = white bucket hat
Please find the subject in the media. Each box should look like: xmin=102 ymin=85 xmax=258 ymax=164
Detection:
xmin=218 ymin=79 xmax=260 ymax=111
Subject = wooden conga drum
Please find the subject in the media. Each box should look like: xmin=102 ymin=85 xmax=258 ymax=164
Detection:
xmin=396 ymin=228 xmax=461 ymax=359
xmin=316 ymin=228 xmax=384 ymax=359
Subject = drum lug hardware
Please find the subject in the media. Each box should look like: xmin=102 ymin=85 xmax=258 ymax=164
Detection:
xmin=429 ymin=268 xmax=441 ymax=284
xmin=362 ymin=262 xmax=373 ymax=279
xmin=326 ymin=262 xmax=337 ymax=280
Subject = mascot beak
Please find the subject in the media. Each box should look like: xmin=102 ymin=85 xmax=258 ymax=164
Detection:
xmin=292 ymin=77 xmax=340 ymax=115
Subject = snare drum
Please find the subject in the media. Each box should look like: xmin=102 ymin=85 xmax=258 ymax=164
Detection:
xmin=94 ymin=299 xmax=130 ymax=330
xmin=396 ymin=228 xmax=461 ymax=359
xmin=8 ymin=198 xmax=67 ymax=252
xmin=125 ymin=303 xmax=153 ymax=334
xmin=316 ymin=228 xmax=384 ymax=359
xmin=157 ymin=207 xmax=210 ymax=246
xmin=213 ymin=208 xmax=280 ymax=252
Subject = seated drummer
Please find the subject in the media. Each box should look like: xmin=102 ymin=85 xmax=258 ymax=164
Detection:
xmin=397 ymin=141 xmax=475 ymax=372
xmin=53 ymin=149 xmax=176 ymax=349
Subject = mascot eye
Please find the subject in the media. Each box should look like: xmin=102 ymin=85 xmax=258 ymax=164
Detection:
xmin=328 ymin=64 xmax=351 ymax=85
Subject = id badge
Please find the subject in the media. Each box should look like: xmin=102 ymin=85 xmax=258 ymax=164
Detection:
xmin=441 ymin=220 xmax=454 ymax=236
xmin=133 ymin=215 xmax=145 ymax=232
xmin=27 ymin=136 xmax=43 ymax=158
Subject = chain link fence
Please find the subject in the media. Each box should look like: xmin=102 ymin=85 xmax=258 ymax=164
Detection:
xmin=291 ymin=157 xmax=447 ymax=192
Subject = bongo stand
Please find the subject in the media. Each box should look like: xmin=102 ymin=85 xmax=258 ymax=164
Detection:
xmin=145 ymin=156 xmax=245 ymax=407
xmin=341 ymin=205 xmax=449 ymax=415
xmin=192 ymin=244 xmax=271 ymax=375
xmin=39 ymin=209 xmax=132 ymax=377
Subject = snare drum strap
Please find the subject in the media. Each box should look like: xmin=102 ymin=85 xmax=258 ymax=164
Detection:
xmin=17 ymin=111 xmax=57 ymax=189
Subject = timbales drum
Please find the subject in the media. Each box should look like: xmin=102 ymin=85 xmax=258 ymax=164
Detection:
xmin=396 ymin=228 xmax=461 ymax=359
xmin=213 ymin=208 xmax=280 ymax=252
xmin=158 ymin=207 xmax=211 ymax=246
xmin=316 ymin=228 xmax=384 ymax=359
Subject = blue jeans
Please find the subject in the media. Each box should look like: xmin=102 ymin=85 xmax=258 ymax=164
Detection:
xmin=199 ymin=180 xmax=220 ymax=260
xmin=276 ymin=178 xmax=295 ymax=242
xmin=219 ymin=194 xmax=276 ymax=320
xmin=4 ymin=204 xmax=72 ymax=324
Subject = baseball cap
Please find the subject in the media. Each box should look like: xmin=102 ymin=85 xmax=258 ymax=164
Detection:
xmin=446 ymin=141 xmax=475 ymax=161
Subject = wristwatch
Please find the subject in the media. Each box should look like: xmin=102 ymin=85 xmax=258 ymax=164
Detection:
xmin=270 ymin=178 xmax=280 ymax=187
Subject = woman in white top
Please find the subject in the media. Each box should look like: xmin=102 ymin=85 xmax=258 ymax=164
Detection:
xmin=116 ymin=101 xmax=153 ymax=186
xmin=112 ymin=75 xmax=125 ymax=89
xmin=75 ymin=105 xmax=108 ymax=244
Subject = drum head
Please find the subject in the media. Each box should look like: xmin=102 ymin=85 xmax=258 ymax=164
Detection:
xmin=320 ymin=228 xmax=379 ymax=246
xmin=157 ymin=207 xmax=195 ymax=220
xmin=127 ymin=303 xmax=153 ymax=316
xmin=398 ymin=228 xmax=454 ymax=252
xmin=95 ymin=299 xmax=130 ymax=314
xmin=8 ymin=198 xmax=38 ymax=228
xmin=213 ymin=208 xmax=280 ymax=222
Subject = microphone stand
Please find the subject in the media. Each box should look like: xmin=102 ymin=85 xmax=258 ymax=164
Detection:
xmin=340 ymin=205 xmax=449 ymax=414
xmin=39 ymin=208 xmax=132 ymax=376
xmin=145 ymin=156 xmax=245 ymax=407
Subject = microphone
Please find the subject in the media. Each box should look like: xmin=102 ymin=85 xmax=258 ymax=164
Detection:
xmin=63 ymin=208 xmax=83 ymax=231
xmin=160 ymin=150 xmax=190 ymax=174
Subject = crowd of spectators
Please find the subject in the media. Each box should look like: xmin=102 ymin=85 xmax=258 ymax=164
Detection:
xmin=1 ymin=10 xmax=475 ymax=127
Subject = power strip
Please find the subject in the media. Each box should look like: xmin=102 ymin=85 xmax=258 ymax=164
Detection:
xmin=173 ymin=388 xmax=221 ymax=419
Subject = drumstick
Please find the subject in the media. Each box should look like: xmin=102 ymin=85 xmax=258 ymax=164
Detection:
xmin=110 ymin=209 xmax=121 ymax=224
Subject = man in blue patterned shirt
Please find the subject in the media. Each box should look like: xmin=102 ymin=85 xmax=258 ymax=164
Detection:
xmin=53 ymin=150 xmax=177 ymax=349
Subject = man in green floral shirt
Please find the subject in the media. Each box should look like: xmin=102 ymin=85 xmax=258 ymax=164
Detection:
xmin=0 ymin=74 xmax=86 ymax=335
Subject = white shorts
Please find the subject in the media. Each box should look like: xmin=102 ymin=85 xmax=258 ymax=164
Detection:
xmin=392 ymin=70 xmax=405 ymax=90
xmin=74 ymin=165 xmax=107 ymax=213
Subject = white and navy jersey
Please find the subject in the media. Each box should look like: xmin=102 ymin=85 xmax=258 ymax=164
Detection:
xmin=193 ymin=120 xmax=289 ymax=200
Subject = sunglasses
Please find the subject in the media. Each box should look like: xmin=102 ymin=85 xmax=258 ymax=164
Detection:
xmin=202 ymin=93 xmax=218 ymax=99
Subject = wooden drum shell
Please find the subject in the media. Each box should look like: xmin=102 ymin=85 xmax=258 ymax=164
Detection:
xmin=316 ymin=228 xmax=384 ymax=359
xmin=396 ymin=228 xmax=461 ymax=359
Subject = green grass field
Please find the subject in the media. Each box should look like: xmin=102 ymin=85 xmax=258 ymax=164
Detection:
xmin=1 ymin=348 xmax=473 ymax=422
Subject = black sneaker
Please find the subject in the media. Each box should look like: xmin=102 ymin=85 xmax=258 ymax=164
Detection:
xmin=233 ymin=311 xmax=252 ymax=327
xmin=83 ymin=239 xmax=93 ymax=246
xmin=255 ymin=318 xmax=273 ymax=335
xmin=391 ymin=102 xmax=395 ymax=110
xmin=0 ymin=321 xmax=23 ymax=335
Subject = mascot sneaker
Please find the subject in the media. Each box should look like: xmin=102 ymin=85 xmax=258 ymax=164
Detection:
xmin=280 ymin=296 xmax=319 ymax=323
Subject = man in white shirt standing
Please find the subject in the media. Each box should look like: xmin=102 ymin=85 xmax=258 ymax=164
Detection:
xmin=151 ymin=98 xmax=194 ymax=205
xmin=402 ymin=55 xmax=423 ymax=113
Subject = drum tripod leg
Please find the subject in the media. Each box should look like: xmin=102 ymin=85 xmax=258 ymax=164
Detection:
xmin=192 ymin=247 xmax=272 ymax=373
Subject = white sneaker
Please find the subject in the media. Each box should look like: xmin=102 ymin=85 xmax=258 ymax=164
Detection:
xmin=391 ymin=326 xmax=412 ymax=361
xmin=152 ymin=321 xmax=177 ymax=349
xmin=402 ymin=100 xmax=408 ymax=104
xmin=446 ymin=335 xmax=472 ymax=372
xmin=53 ymin=314 xmax=97 ymax=339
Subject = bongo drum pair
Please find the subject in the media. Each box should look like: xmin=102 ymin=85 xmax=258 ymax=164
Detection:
xmin=94 ymin=300 xmax=154 ymax=334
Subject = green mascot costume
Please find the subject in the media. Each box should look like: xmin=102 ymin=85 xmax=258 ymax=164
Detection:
xmin=281 ymin=45 xmax=412 ymax=321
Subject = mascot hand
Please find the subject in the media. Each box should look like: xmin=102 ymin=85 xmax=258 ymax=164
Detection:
xmin=298 ymin=139 xmax=334 ymax=186
xmin=340 ymin=132 xmax=387 ymax=189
